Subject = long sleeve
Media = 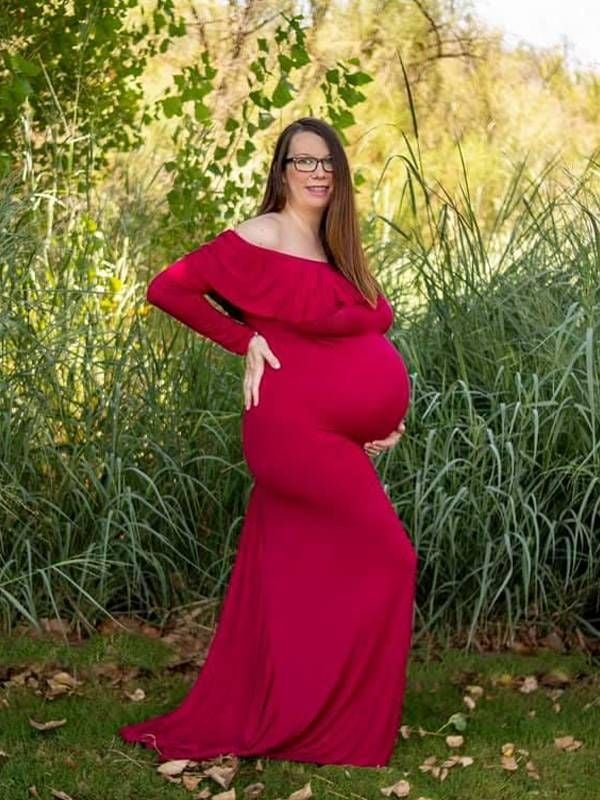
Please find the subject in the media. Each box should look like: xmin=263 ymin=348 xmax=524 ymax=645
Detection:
xmin=146 ymin=247 xmax=256 ymax=356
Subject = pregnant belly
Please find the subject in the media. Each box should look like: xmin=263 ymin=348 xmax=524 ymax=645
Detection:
xmin=313 ymin=333 xmax=411 ymax=442
xmin=245 ymin=330 xmax=411 ymax=445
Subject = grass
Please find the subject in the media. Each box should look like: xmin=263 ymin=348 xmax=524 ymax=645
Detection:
xmin=0 ymin=632 xmax=598 ymax=799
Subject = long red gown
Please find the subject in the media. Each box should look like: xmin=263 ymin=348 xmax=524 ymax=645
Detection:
xmin=119 ymin=229 xmax=418 ymax=768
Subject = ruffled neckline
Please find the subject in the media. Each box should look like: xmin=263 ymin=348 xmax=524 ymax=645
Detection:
xmin=199 ymin=229 xmax=394 ymax=337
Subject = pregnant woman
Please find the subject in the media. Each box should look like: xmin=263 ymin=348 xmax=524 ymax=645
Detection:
xmin=119 ymin=116 xmax=418 ymax=768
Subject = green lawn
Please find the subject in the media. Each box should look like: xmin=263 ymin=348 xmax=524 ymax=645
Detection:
xmin=0 ymin=631 xmax=598 ymax=799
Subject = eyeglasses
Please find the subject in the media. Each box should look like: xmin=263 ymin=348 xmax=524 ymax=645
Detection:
xmin=284 ymin=156 xmax=334 ymax=173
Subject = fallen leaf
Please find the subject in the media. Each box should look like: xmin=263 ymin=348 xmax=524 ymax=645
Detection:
xmin=157 ymin=759 xmax=190 ymax=777
xmin=501 ymin=756 xmax=518 ymax=771
xmin=124 ymin=688 xmax=146 ymax=702
xmin=463 ymin=695 xmax=477 ymax=710
xmin=379 ymin=778 xmax=410 ymax=797
xmin=213 ymin=791 xmax=235 ymax=800
xmin=50 ymin=791 xmax=75 ymax=800
xmin=182 ymin=774 xmax=203 ymax=791
xmin=465 ymin=685 xmax=484 ymax=697
xmin=554 ymin=735 xmax=583 ymax=751
xmin=399 ymin=725 xmax=411 ymax=739
xmin=526 ymin=760 xmax=541 ymax=780
xmin=501 ymin=743 xmax=515 ymax=758
xmin=29 ymin=718 xmax=67 ymax=731
xmin=446 ymin=735 xmax=464 ymax=748
xmin=520 ymin=676 xmax=539 ymax=694
xmin=287 ymin=782 xmax=312 ymax=800
xmin=46 ymin=671 xmax=80 ymax=699
xmin=243 ymin=782 xmax=265 ymax=799
xmin=205 ymin=763 xmax=239 ymax=790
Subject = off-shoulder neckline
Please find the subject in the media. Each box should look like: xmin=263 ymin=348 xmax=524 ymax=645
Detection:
xmin=224 ymin=228 xmax=332 ymax=265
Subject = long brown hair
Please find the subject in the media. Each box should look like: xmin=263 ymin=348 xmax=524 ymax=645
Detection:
xmin=257 ymin=117 xmax=381 ymax=307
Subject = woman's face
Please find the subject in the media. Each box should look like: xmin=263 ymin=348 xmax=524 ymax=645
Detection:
xmin=282 ymin=131 xmax=333 ymax=211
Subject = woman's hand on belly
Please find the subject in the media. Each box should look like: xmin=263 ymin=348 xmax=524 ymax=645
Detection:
xmin=364 ymin=419 xmax=406 ymax=458
xmin=243 ymin=333 xmax=281 ymax=410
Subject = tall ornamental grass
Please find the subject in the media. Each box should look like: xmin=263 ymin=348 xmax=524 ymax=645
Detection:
xmin=0 ymin=152 xmax=598 ymax=644
xmin=381 ymin=148 xmax=599 ymax=644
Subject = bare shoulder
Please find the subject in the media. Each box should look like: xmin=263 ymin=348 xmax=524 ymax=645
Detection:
xmin=233 ymin=213 xmax=281 ymax=248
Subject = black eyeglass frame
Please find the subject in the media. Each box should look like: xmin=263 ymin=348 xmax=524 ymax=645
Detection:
xmin=283 ymin=156 xmax=335 ymax=173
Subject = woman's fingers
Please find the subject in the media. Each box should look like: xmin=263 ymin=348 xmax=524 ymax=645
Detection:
xmin=364 ymin=422 xmax=407 ymax=455
xmin=265 ymin=350 xmax=281 ymax=370
xmin=251 ymin=362 xmax=264 ymax=406
xmin=243 ymin=335 xmax=280 ymax=409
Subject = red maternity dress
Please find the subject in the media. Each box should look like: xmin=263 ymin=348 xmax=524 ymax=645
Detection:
xmin=119 ymin=229 xmax=418 ymax=768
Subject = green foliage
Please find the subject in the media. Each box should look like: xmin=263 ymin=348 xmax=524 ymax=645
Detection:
xmin=0 ymin=0 xmax=186 ymax=182
xmin=157 ymin=12 xmax=373 ymax=241
xmin=0 ymin=4 xmax=373 ymax=239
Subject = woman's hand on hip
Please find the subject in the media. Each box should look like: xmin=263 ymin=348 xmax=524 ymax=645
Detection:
xmin=243 ymin=332 xmax=281 ymax=410
xmin=364 ymin=420 xmax=406 ymax=457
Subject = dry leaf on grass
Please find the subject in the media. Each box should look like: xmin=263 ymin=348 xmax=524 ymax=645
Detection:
xmin=50 ymin=790 xmax=75 ymax=800
xmin=46 ymin=671 xmax=80 ymax=699
xmin=205 ymin=763 xmax=239 ymax=789
xmin=287 ymin=782 xmax=312 ymax=800
xmin=243 ymin=783 xmax=265 ymax=799
xmin=463 ymin=695 xmax=476 ymax=710
xmin=157 ymin=759 xmax=190 ymax=777
xmin=501 ymin=755 xmax=518 ymax=771
xmin=419 ymin=754 xmax=473 ymax=781
xmin=379 ymin=778 xmax=410 ymax=797
xmin=29 ymin=718 xmax=66 ymax=731
xmin=520 ymin=676 xmax=539 ymax=694
xmin=182 ymin=774 xmax=203 ymax=792
xmin=213 ymin=790 xmax=236 ymax=800
xmin=494 ymin=672 xmax=515 ymax=688
xmin=445 ymin=735 xmax=464 ymax=748
xmin=124 ymin=688 xmax=146 ymax=702
xmin=526 ymin=760 xmax=541 ymax=780
xmin=554 ymin=735 xmax=583 ymax=751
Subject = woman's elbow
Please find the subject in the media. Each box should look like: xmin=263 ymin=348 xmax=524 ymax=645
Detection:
xmin=146 ymin=272 xmax=165 ymax=306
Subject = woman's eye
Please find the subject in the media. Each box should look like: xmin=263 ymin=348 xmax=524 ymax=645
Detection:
xmin=299 ymin=158 xmax=314 ymax=166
